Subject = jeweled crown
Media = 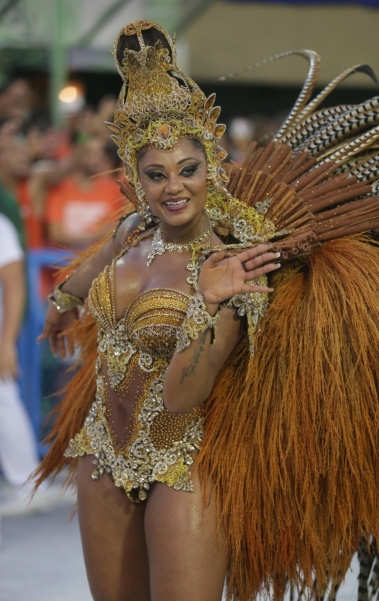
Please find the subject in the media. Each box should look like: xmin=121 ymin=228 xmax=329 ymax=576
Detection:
xmin=107 ymin=20 xmax=228 ymax=217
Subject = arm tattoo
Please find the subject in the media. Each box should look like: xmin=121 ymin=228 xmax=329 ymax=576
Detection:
xmin=179 ymin=330 xmax=208 ymax=385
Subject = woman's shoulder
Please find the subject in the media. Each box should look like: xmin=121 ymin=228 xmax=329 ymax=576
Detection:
xmin=113 ymin=211 xmax=142 ymax=252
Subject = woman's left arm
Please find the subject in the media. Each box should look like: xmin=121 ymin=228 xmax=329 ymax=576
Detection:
xmin=163 ymin=244 xmax=280 ymax=413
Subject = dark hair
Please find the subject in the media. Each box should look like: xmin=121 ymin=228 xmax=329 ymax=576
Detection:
xmin=116 ymin=27 xmax=172 ymax=67
xmin=189 ymin=137 xmax=205 ymax=155
xmin=23 ymin=112 xmax=52 ymax=134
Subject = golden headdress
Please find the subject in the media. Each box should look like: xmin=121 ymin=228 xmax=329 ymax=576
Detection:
xmin=108 ymin=20 xmax=230 ymax=222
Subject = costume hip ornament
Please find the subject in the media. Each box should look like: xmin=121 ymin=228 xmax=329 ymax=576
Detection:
xmin=34 ymin=20 xmax=379 ymax=601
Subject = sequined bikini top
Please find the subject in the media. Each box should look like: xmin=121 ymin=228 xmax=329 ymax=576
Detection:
xmin=88 ymin=265 xmax=190 ymax=387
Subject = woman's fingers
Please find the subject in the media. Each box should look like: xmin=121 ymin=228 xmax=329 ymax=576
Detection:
xmin=243 ymin=251 xmax=280 ymax=272
xmin=49 ymin=331 xmax=59 ymax=356
xmin=244 ymin=261 xmax=280 ymax=281
xmin=38 ymin=305 xmax=78 ymax=358
xmin=205 ymin=249 xmax=229 ymax=266
xmin=235 ymin=244 xmax=274 ymax=263
xmin=56 ymin=333 xmax=67 ymax=360
xmin=66 ymin=335 xmax=75 ymax=357
xmin=206 ymin=245 xmax=279 ymax=267
xmin=37 ymin=320 xmax=60 ymax=356
xmin=37 ymin=319 xmax=52 ymax=343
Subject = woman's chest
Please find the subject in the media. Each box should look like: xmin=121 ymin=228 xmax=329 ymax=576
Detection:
xmin=113 ymin=241 xmax=195 ymax=320
xmin=88 ymin=246 xmax=193 ymax=372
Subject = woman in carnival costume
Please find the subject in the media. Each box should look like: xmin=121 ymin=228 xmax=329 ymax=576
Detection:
xmin=36 ymin=20 xmax=379 ymax=601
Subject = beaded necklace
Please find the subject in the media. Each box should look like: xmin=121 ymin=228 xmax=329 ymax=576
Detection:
xmin=146 ymin=223 xmax=213 ymax=267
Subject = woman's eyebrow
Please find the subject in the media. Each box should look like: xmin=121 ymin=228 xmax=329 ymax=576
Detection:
xmin=144 ymin=157 xmax=201 ymax=169
xmin=177 ymin=157 xmax=200 ymax=165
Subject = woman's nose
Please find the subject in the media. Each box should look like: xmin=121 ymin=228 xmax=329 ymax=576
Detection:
xmin=165 ymin=174 xmax=184 ymax=195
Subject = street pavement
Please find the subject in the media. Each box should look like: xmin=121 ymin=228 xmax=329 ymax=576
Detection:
xmin=0 ymin=478 xmax=91 ymax=601
xmin=0 ymin=477 xmax=361 ymax=601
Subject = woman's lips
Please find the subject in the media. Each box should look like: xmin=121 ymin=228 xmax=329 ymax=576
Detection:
xmin=162 ymin=198 xmax=189 ymax=212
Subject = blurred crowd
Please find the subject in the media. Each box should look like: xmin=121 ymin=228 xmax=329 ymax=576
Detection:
xmin=0 ymin=78 xmax=129 ymax=255
xmin=223 ymin=113 xmax=286 ymax=164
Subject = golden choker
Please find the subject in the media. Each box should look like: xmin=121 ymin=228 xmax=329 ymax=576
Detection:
xmin=146 ymin=224 xmax=213 ymax=267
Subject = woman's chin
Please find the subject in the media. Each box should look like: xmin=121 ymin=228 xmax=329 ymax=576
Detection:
xmin=159 ymin=206 xmax=199 ymax=228
xmin=157 ymin=204 xmax=209 ymax=227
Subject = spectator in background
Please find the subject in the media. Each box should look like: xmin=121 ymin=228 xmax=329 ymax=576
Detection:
xmin=228 ymin=117 xmax=255 ymax=165
xmin=0 ymin=135 xmax=51 ymax=249
xmin=0 ymin=79 xmax=34 ymax=124
xmin=90 ymin=95 xmax=118 ymax=141
xmin=103 ymin=139 xmax=123 ymax=177
xmin=98 ymin=95 xmax=117 ymax=125
xmin=23 ymin=116 xmax=75 ymax=235
xmin=6 ymin=79 xmax=34 ymax=122
xmin=45 ymin=136 xmax=127 ymax=249
xmin=24 ymin=113 xmax=64 ymax=165
xmin=0 ymin=126 xmax=70 ymax=251
xmin=0 ymin=213 xmax=40 ymax=495
xmin=0 ymin=85 xmax=8 ymax=120
xmin=0 ymin=137 xmax=30 ymax=249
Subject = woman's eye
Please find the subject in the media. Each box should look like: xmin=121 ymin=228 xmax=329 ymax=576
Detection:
xmin=181 ymin=166 xmax=198 ymax=177
xmin=146 ymin=172 xmax=165 ymax=181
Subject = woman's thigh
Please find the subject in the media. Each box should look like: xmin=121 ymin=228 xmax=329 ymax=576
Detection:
xmin=144 ymin=469 xmax=228 ymax=601
xmin=77 ymin=455 xmax=151 ymax=601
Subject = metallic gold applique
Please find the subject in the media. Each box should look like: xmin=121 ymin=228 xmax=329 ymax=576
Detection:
xmin=65 ymin=374 xmax=203 ymax=502
xmin=98 ymin=328 xmax=136 ymax=388
xmin=176 ymin=293 xmax=220 ymax=352
xmin=154 ymin=459 xmax=190 ymax=488
xmin=223 ymin=277 xmax=269 ymax=355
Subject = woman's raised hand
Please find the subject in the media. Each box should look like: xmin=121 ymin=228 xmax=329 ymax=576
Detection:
xmin=197 ymin=244 xmax=280 ymax=306
xmin=37 ymin=304 xmax=78 ymax=359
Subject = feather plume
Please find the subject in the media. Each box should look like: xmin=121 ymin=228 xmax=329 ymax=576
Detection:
xmin=199 ymin=237 xmax=379 ymax=600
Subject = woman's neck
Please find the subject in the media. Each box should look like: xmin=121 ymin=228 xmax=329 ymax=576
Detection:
xmin=159 ymin=212 xmax=210 ymax=245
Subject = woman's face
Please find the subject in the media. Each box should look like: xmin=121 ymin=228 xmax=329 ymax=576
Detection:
xmin=137 ymin=137 xmax=208 ymax=228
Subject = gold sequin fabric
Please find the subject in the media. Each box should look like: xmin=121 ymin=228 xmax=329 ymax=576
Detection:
xmin=65 ymin=265 xmax=203 ymax=502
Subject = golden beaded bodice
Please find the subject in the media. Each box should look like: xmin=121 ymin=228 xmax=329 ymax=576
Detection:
xmin=65 ymin=263 xmax=203 ymax=502
xmin=88 ymin=266 xmax=191 ymax=383
xmin=127 ymin=289 xmax=190 ymax=357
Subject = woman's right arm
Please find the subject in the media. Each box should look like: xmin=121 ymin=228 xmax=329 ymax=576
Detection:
xmin=61 ymin=211 xmax=141 ymax=298
xmin=38 ymin=211 xmax=141 ymax=357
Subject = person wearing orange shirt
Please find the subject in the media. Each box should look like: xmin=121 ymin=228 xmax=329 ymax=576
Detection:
xmin=0 ymin=129 xmax=63 ymax=249
xmin=46 ymin=137 xmax=127 ymax=249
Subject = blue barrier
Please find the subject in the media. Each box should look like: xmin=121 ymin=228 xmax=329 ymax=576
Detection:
xmin=19 ymin=248 xmax=73 ymax=447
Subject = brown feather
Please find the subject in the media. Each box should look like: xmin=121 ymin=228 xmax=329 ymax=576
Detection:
xmin=199 ymin=236 xmax=379 ymax=600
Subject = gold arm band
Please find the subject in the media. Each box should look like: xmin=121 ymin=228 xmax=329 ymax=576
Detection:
xmin=176 ymin=293 xmax=220 ymax=353
xmin=48 ymin=280 xmax=84 ymax=314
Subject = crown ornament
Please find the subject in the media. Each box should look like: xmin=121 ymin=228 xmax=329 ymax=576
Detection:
xmin=107 ymin=20 xmax=229 ymax=221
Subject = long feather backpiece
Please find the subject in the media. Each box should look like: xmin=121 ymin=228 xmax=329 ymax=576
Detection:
xmin=198 ymin=54 xmax=379 ymax=601
xmin=199 ymin=237 xmax=379 ymax=600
